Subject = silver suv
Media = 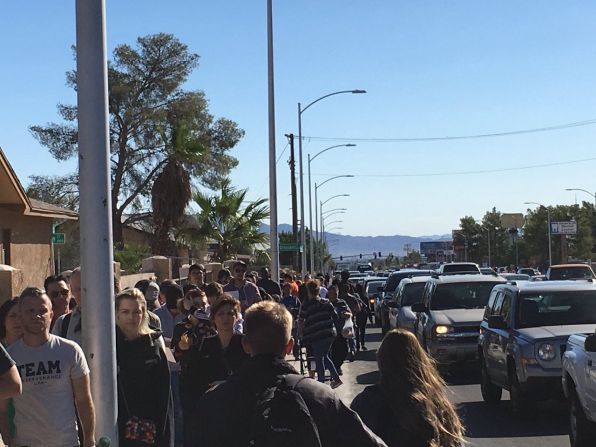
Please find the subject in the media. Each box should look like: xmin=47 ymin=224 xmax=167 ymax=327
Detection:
xmin=412 ymin=274 xmax=505 ymax=366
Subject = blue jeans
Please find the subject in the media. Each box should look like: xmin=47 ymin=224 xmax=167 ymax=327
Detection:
xmin=311 ymin=336 xmax=340 ymax=383
xmin=170 ymin=371 xmax=184 ymax=446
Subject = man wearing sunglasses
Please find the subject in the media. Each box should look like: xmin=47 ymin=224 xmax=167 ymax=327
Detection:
xmin=223 ymin=260 xmax=261 ymax=312
xmin=44 ymin=274 xmax=72 ymax=331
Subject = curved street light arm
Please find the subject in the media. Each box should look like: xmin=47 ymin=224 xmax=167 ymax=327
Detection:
xmin=310 ymin=144 xmax=356 ymax=164
xmin=317 ymin=174 xmax=354 ymax=190
xmin=321 ymin=194 xmax=350 ymax=207
xmin=322 ymin=207 xmax=347 ymax=215
xmin=301 ymin=90 xmax=366 ymax=115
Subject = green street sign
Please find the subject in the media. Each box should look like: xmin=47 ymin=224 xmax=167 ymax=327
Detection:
xmin=279 ymin=242 xmax=302 ymax=252
xmin=52 ymin=233 xmax=65 ymax=244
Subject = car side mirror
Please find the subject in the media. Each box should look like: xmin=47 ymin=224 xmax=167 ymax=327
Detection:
xmin=411 ymin=302 xmax=427 ymax=313
xmin=487 ymin=315 xmax=507 ymax=330
xmin=585 ymin=334 xmax=596 ymax=353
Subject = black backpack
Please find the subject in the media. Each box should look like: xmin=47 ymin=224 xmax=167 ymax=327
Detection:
xmin=248 ymin=374 xmax=322 ymax=447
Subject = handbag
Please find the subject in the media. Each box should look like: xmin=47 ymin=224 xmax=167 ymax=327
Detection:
xmin=118 ymin=371 xmax=157 ymax=445
xmin=342 ymin=317 xmax=355 ymax=339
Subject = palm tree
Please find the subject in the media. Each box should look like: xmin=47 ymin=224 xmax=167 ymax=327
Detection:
xmin=151 ymin=120 xmax=205 ymax=255
xmin=183 ymin=180 xmax=269 ymax=262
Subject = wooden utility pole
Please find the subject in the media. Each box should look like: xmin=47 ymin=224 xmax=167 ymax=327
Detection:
xmin=286 ymin=133 xmax=298 ymax=270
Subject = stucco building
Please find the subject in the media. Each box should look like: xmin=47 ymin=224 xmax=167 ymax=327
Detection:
xmin=0 ymin=148 xmax=77 ymax=300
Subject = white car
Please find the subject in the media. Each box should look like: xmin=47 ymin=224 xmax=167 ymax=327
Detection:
xmin=388 ymin=276 xmax=432 ymax=333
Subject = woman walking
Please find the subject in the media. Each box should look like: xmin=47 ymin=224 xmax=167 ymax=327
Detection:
xmin=300 ymin=279 xmax=342 ymax=388
xmin=351 ymin=329 xmax=464 ymax=447
xmin=116 ymin=288 xmax=173 ymax=447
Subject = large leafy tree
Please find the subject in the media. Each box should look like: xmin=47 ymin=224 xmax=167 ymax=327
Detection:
xmin=29 ymin=33 xmax=244 ymax=244
xmin=184 ymin=180 xmax=269 ymax=262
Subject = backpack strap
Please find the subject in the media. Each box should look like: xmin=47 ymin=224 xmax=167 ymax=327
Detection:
xmin=281 ymin=374 xmax=308 ymax=391
xmin=60 ymin=312 xmax=72 ymax=339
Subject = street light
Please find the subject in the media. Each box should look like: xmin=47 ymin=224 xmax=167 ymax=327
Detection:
xmin=298 ymin=89 xmax=366 ymax=273
xmin=322 ymin=207 xmax=347 ymax=215
xmin=565 ymin=188 xmax=596 ymax=207
xmin=308 ymin=144 xmax=355 ymax=273
xmin=452 ymin=231 xmax=469 ymax=262
xmin=322 ymin=210 xmax=346 ymax=221
xmin=524 ymin=201 xmax=552 ymax=266
xmin=475 ymin=220 xmax=494 ymax=267
xmin=319 ymin=194 xmax=350 ymax=272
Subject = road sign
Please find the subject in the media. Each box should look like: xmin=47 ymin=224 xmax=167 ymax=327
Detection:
xmin=279 ymin=242 xmax=302 ymax=252
xmin=550 ymin=221 xmax=577 ymax=235
xmin=52 ymin=233 xmax=66 ymax=244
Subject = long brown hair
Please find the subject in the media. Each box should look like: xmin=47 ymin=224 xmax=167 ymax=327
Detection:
xmin=377 ymin=329 xmax=464 ymax=447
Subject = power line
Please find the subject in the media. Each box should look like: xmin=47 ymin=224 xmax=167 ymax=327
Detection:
xmin=312 ymin=156 xmax=596 ymax=178
xmin=300 ymin=118 xmax=596 ymax=143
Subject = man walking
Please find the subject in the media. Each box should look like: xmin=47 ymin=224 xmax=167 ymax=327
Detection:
xmin=2 ymin=287 xmax=95 ymax=447
xmin=223 ymin=261 xmax=261 ymax=312
xmin=44 ymin=274 xmax=72 ymax=331
xmin=256 ymin=267 xmax=282 ymax=296
xmin=192 ymin=301 xmax=386 ymax=447
xmin=51 ymin=267 xmax=82 ymax=345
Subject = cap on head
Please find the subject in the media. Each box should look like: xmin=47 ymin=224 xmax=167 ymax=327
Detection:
xmin=233 ymin=260 xmax=247 ymax=270
xmin=189 ymin=263 xmax=206 ymax=274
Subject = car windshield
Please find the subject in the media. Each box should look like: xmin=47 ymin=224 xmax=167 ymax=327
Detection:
xmin=517 ymin=291 xmax=596 ymax=328
xmin=366 ymin=281 xmax=384 ymax=294
xmin=501 ymin=274 xmax=531 ymax=281
xmin=430 ymin=282 xmax=497 ymax=310
xmin=549 ymin=266 xmax=594 ymax=280
xmin=402 ymin=282 xmax=426 ymax=306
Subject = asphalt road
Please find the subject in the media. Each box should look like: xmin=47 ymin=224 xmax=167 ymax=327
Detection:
xmin=302 ymin=325 xmax=571 ymax=447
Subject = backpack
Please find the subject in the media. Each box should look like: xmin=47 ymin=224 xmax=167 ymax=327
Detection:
xmin=60 ymin=312 xmax=72 ymax=338
xmin=248 ymin=374 xmax=322 ymax=447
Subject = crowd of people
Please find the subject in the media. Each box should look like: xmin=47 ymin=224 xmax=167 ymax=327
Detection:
xmin=0 ymin=261 xmax=464 ymax=447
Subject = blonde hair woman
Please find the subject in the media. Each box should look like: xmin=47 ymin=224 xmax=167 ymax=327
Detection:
xmin=115 ymin=288 xmax=173 ymax=447
xmin=351 ymin=329 xmax=464 ymax=447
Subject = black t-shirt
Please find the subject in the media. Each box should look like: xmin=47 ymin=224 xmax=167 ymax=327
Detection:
xmin=0 ymin=343 xmax=15 ymax=376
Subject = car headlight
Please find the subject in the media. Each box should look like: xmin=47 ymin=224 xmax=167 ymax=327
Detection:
xmin=537 ymin=343 xmax=556 ymax=361
xmin=434 ymin=325 xmax=452 ymax=336
xmin=369 ymin=298 xmax=375 ymax=304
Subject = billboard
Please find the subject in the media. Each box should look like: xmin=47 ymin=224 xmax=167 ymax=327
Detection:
xmin=550 ymin=221 xmax=577 ymax=235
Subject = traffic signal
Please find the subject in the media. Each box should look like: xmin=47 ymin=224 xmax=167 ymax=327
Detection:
xmin=359 ymin=254 xmax=362 ymax=259
xmin=340 ymin=256 xmax=343 ymax=261
xmin=378 ymin=252 xmax=382 ymax=257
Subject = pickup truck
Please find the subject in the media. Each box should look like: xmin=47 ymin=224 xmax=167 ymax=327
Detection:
xmin=479 ymin=280 xmax=596 ymax=415
xmin=562 ymin=333 xmax=596 ymax=447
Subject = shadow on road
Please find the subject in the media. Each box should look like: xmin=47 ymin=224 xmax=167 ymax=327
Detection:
xmin=444 ymin=367 xmax=481 ymax=386
xmin=459 ymin=400 xmax=568 ymax=438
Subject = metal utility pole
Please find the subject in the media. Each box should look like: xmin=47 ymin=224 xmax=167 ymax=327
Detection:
xmin=75 ymin=0 xmax=118 ymax=444
xmin=267 ymin=0 xmax=280 ymax=283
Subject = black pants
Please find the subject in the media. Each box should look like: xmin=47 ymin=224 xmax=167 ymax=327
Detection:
xmin=330 ymin=335 xmax=348 ymax=370
xmin=355 ymin=316 xmax=367 ymax=348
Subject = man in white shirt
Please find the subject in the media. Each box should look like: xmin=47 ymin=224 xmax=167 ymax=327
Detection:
xmin=1 ymin=287 xmax=96 ymax=447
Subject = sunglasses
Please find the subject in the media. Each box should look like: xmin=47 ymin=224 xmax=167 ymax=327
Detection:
xmin=49 ymin=289 xmax=70 ymax=299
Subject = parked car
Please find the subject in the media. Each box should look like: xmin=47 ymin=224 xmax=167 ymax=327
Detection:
xmin=562 ymin=332 xmax=596 ymax=447
xmin=437 ymin=262 xmax=481 ymax=275
xmin=480 ymin=267 xmax=497 ymax=275
xmin=546 ymin=264 xmax=595 ymax=281
xmin=412 ymin=274 xmax=506 ymax=366
xmin=378 ymin=269 xmax=435 ymax=334
xmin=388 ymin=276 xmax=432 ymax=332
xmin=478 ymin=281 xmax=596 ymax=413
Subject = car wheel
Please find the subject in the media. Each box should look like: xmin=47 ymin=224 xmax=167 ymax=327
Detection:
xmin=508 ymin=364 xmax=529 ymax=414
xmin=569 ymin=387 xmax=596 ymax=447
xmin=480 ymin=359 xmax=502 ymax=404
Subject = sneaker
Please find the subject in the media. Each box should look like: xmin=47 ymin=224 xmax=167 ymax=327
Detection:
xmin=337 ymin=367 xmax=343 ymax=376
xmin=330 ymin=379 xmax=343 ymax=389
xmin=308 ymin=370 xmax=316 ymax=379
xmin=361 ymin=346 xmax=368 ymax=351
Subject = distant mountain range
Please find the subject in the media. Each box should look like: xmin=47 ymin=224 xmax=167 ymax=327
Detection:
xmin=260 ymin=223 xmax=450 ymax=257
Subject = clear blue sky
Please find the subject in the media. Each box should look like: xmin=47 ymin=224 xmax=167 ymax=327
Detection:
xmin=2 ymin=1 xmax=596 ymax=238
